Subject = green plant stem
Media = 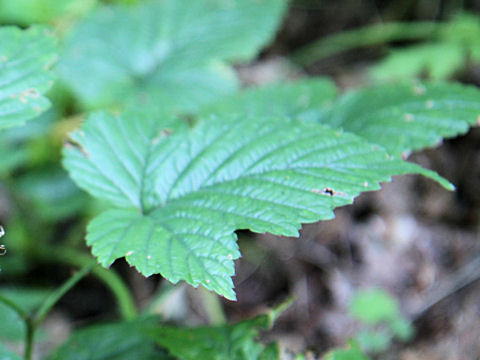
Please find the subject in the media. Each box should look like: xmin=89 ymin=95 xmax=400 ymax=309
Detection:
xmin=62 ymin=249 xmax=137 ymax=320
xmin=34 ymin=246 xmax=137 ymax=320
xmin=143 ymin=281 xmax=179 ymax=314
xmin=0 ymin=294 xmax=28 ymax=320
xmin=292 ymin=21 xmax=443 ymax=66
xmin=1 ymin=266 xmax=93 ymax=360
xmin=91 ymin=263 xmax=137 ymax=320
xmin=7 ymin=176 xmax=137 ymax=320
xmin=267 ymin=296 xmax=295 ymax=327
xmin=25 ymin=319 xmax=34 ymax=360
xmin=25 ymin=263 xmax=95 ymax=360
xmin=23 ymin=263 xmax=94 ymax=360
xmin=34 ymin=263 xmax=94 ymax=326
xmin=0 ymin=294 xmax=34 ymax=360
xmin=199 ymin=286 xmax=226 ymax=325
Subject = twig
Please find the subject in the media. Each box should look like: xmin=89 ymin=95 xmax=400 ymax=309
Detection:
xmin=408 ymin=256 xmax=480 ymax=320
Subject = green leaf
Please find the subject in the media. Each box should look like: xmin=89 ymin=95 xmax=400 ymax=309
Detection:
xmin=48 ymin=319 xmax=170 ymax=360
xmin=323 ymin=341 xmax=370 ymax=360
xmin=204 ymin=79 xmax=480 ymax=158
xmin=389 ymin=317 xmax=414 ymax=342
xmin=150 ymin=323 xmax=263 ymax=360
xmin=354 ymin=330 xmax=391 ymax=353
xmin=349 ymin=289 xmax=398 ymax=325
xmin=16 ymin=166 xmax=89 ymax=222
xmin=369 ymin=12 xmax=480 ymax=82
xmin=0 ymin=26 xmax=57 ymax=129
xmin=370 ymin=43 xmax=465 ymax=81
xmin=58 ymin=0 xmax=288 ymax=111
xmin=0 ymin=343 xmax=22 ymax=360
xmin=438 ymin=12 xmax=480 ymax=45
xmin=291 ymin=21 xmax=440 ymax=67
xmin=0 ymin=110 xmax=54 ymax=176
xmin=322 ymin=81 xmax=480 ymax=156
xmin=0 ymin=0 xmax=95 ymax=25
xmin=148 ymin=302 xmax=287 ymax=360
xmin=0 ymin=287 xmax=49 ymax=341
xmin=63 ymin=110 xmax=450 ymax=299
xmin=202 ymin=77 xmax=338 ymax=122
xmin=258 ymin=344 xmax=280 ymax=360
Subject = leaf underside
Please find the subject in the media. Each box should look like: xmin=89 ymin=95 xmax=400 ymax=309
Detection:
xmin=64 ymin=111 xmax=449 ymax=299
xmin=0 ymin=26 xmax=57 ymax=129
xmin=58 ymin=0 xmax=288 ymax=112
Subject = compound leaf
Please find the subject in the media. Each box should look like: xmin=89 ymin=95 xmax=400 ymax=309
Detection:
xmin=58 ymin=0 xmax=288 ymax=112
xmin=322 ymin=81 xmax=480 ymax=156
xmin=63 ymin=111 xmax=450 ymax=299
xmin=0 ymin=26 xmax=57 ymax=129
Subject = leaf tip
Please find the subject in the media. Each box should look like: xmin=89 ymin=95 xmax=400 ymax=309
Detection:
xmin=445 ymin=181 xmax=456 ymax=192
xmin=215 ymin=282 xmax=237 ymax=301
xmin=418 ymin=167 xmax=455 ymax=191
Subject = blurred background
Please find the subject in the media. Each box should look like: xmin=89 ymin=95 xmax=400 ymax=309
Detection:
xmin=0 ymin=0 xmax=479 ymax=358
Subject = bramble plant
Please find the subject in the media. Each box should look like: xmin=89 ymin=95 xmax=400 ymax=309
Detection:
xmin=1 ymin=1 xmax=480 ymax=359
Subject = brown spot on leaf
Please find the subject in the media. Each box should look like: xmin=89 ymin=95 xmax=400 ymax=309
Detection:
xmin=312 ymin=187 xmax=346 ymax=197
xmin=10 ymin=88 xmax=41 ymax=104
xmin=152 ymin=129 xmax=173 ymax=145
xmin=65 ymin=140 xmax=90 ymax=158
